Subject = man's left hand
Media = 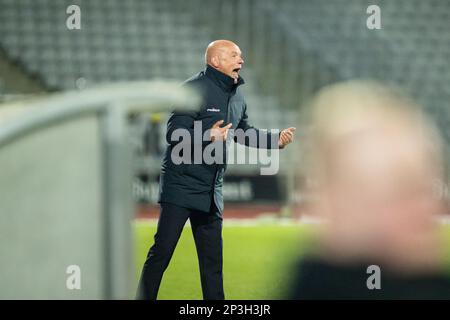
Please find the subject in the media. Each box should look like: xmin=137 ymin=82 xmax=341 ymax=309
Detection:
xmin=278 ymin=127 xmax=296 ymax=148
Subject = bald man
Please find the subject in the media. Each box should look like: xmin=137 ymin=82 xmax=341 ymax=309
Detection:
xmin=290 ymin=81 xmax=450 ymax=299
xmin=137 ymin=40 xmax=295 ymax=300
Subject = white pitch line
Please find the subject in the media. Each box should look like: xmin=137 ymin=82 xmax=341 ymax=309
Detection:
xmin=134 ymin=217 xmax=321 ymax=227
xmin=135 ymin=215 xmax=450 ymax=227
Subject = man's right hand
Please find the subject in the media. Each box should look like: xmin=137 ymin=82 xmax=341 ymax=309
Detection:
xmin=210 ymin=120 xmax=232 ymax=142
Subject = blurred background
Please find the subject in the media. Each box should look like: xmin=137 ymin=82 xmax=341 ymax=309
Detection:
xmin=0 ymin=0 xmax=449 ymax=299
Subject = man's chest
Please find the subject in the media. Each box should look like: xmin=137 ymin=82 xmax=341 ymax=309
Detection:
xmin=196 ymin=89 xmax=245 ymax=129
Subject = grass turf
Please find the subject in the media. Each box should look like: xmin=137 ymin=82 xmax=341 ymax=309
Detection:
xmin=134 ymin=220 xmax=450 ymax=300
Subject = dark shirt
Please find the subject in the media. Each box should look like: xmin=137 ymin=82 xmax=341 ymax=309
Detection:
xmin=290 ymin=256 xmax=450 ymax=299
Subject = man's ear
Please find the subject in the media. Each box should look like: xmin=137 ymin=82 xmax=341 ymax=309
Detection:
xmin=211 ymin=56 xmax=220 ymax=68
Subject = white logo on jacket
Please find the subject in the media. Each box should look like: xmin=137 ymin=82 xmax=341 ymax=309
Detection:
xmin=206 ymin=107 xmax=221 ymax=112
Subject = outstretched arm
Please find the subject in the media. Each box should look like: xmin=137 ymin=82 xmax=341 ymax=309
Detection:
xmin=234 ymin=104 xmax=295 ymax=149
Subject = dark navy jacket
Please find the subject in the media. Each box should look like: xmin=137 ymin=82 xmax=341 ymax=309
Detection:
xmin=158 ymin=65 xmax=279 ymax=214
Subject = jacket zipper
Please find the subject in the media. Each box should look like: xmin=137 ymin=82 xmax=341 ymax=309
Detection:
xmin=212 ymin=93 xmax=231 ymax=193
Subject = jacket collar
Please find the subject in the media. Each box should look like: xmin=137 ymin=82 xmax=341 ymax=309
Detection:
xmin=205 ymin=64 xmax=245 ymax=92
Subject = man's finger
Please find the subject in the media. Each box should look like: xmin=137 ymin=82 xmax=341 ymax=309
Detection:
xmin=281 ymin=132 xmax=292 ymax=141
xmin=212 ymin=120 xmax=224 ymax=128
xmin=279 ymin=135 xmax=288 ymax=144
xmin=280 ymin=132 xmax=294 ymax=145
xmin=222 ymin=123 xmax=232 ymax=129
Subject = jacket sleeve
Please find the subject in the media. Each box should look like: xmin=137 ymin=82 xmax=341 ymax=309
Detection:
xmin=166 ymin=110 xmax=198 ymax=146
xmin=234 ymin=103 xmax=281 ymax=149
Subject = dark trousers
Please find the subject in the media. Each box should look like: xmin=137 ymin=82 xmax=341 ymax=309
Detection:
xmin=136 ymin=202 xmax=224 ymax=300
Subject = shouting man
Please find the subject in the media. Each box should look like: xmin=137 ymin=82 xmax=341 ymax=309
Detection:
xmin=137 ymin=40 xmax=295 ymax=300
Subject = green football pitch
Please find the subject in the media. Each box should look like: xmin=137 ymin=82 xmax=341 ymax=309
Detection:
xmin=134 ymin=220 xmax=450 ymax=300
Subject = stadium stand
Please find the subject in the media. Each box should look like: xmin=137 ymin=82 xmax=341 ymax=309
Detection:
xmin=0 ymin=0 xmax=293 ymax=169
xmin=252 ymin=0 xmax=450 ymax=139
xmin=0 ymin=0 xmax=449 ymax=201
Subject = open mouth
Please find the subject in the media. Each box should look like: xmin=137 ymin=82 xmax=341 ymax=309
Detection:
xmin=231 ymin=68 xmax=241 ymax=78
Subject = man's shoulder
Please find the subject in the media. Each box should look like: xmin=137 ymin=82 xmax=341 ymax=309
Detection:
xmin=183 ymin=70 xmax=208 ymax=87
xmin=235 ymin=85 xmax=246 ymax=99
xmin=181 ymin=70 xmax=215 ymax=98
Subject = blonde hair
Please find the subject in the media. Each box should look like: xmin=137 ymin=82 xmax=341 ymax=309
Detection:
xmin=302 ymin=80 xmax=446 ymax=191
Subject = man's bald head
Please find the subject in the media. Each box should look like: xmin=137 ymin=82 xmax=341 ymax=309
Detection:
xmin=301 ymin=81 xmax=446 ymax=272
xmin=205 ymin=40 xmax=244 ymax=82
xmin=205 ymin=40 xmax=238 ymax=64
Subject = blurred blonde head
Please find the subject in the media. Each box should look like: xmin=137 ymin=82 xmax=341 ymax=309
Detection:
xmin=302 ymin=80 xmax=447 ymax=273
